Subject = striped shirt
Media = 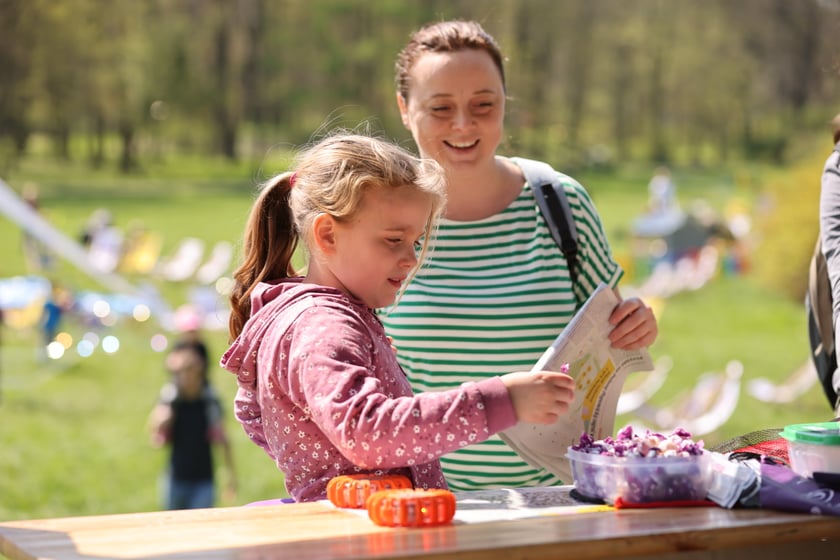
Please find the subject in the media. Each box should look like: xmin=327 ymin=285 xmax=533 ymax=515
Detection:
xmin=380 ymin=162 xmax=622 ymax=491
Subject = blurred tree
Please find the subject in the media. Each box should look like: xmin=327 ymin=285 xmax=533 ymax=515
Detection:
xmin=0 ymin=0 xmax=37 ymax=169
xmin=0 ymin=0 xmax=838 ymax=172
xmin=563 ymin=1 xmax=597 ymax=149
xmin=643 ymin=0 xmax=673 ymax=164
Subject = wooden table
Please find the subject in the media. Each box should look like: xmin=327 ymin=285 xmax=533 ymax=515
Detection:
xmin=2 ymin=495 xmax=840 ymax=560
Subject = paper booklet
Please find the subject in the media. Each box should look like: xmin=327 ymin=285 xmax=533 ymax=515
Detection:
xmin=499 ymin=282 xmax=654 ymax=483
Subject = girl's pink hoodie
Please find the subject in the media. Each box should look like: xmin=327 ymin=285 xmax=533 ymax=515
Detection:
xmin=220 ymin=279 xmax=517 ymax=502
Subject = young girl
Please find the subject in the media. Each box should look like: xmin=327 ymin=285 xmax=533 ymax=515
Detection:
xmin=220 ymin=132 xmax=576 ymax=502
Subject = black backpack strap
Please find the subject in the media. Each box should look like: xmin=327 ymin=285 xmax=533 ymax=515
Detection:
xmin=511 ymin=157 xmax=580 ymax=283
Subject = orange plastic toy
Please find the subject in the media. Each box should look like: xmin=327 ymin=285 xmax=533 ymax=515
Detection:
xmin=326 ymin=474 xmax=413 ymax=509
xmin=366 ymin=488 xmax=457 ymax=528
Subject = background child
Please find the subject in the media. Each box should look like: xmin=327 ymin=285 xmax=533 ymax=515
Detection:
xmin=220 ymin=132 xmax=576 ymax=503
xmin=148 ymin=336 xmax=237 ymax=509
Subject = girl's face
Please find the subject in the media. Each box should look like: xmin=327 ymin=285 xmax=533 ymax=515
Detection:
xmin=398 ymin=49 xmax=505 ymax=173
xmin=326 ymin=186 xmax=434 ymax=309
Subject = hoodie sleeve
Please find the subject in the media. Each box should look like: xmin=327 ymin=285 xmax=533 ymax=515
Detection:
xmin=284 ymin=304 xmax=517 ymax=469
xmin=219 ymin=284 xmax=291 ymax=457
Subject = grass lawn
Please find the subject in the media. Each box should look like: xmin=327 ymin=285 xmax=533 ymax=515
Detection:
xmin=0 ymin=152 xmax=833 ymax=522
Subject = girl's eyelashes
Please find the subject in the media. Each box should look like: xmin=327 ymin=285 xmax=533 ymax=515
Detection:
xmin=386 ymin=238 xmax=423 ymax=253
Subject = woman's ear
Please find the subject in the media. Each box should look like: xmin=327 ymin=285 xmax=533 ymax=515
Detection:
xmin=396 ymin=93 xmax=410 ymax=129
xmin=311 ymin=213 xmax=338 ymax=255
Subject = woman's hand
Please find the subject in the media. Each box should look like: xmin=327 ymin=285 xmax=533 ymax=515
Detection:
xmin=607 ymin=292 xmax=658 ymax=350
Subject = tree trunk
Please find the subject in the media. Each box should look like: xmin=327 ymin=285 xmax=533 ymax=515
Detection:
xmin=611 ymin=42 xmax=632 ymax=161
xmin=213 ymin=6 xmax=237 ymax=160
xmin=564 ymin=1 xmax=596 ymax=147
xmin=119 ymin=124 xmax=136 ymax=173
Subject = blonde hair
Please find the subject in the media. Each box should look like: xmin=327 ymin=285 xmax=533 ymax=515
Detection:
xmin=228 ymin=132 xmax=446 ymax=339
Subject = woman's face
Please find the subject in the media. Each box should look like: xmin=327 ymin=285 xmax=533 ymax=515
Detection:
xmin=398 ymin=49 xmax=505 ymax=173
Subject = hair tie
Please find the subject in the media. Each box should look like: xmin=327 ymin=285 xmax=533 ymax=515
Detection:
xmin=289 ymin=172 xmax=297 ymax=187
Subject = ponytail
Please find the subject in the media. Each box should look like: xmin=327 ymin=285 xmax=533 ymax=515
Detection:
xmin=227 ymin=131 xmax=447 ymax=341
xmin=228 ymin=172 xmax=299 ymax=340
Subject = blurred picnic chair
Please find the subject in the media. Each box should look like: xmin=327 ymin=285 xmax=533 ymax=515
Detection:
xmin=195 ymin=241 xmax=233 ymax=284
xmin=680 ymin=360 xmax=743 ymax=436
xmin=119 ymin=227 xmax=163 ymax=276
xmin=636 ymin=245 xmax=719 ymax=299
xmin=617 ymin=355 xmax=672 ymax=415
xmin=87 ymin=222 xmax=123 ymax=274
xmin=0 ymin=275 xmax=52 ymax=330
xmin=747 ymin=359 xmax=818 ymax=404
xmin=156 ymin=237 xmax=205 ymax=282
xmin=629 ymin=360 xmax=743 ymax=437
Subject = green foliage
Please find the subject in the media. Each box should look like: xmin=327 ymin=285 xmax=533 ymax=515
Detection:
xmin=751 ymin=146 xmax=827 ymax=302
xmin=1 ymin=1 xmax=838 ymax=172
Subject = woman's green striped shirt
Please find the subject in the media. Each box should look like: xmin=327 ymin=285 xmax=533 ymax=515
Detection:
xmin=380 ymin=165 xmax=622 ymax=491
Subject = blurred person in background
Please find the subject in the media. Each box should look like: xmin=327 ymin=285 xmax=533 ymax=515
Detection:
xmin=647 ymin=166 xmax=679 ymax=216
xmin=39 ymin=282 xmax=72 ymax=354
xmin=80 ymin=208 xmax=123 ymax=273
xmin=148 ymin=337 xmax=237 ymax=509
xmin=21 ymin=182 xmax=54 ymax=273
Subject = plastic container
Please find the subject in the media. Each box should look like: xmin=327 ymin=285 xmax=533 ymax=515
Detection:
xmin=566 ymin=447 xmax=712 ymax=505
xmin=780 ymin=422 xmax=840 ymax=479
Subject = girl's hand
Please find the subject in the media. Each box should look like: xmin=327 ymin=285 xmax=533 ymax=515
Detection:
xmin=501 ymin=370 xmax=575 ymax=424
xmin=607 ymin=296 xmax=658 ymax=350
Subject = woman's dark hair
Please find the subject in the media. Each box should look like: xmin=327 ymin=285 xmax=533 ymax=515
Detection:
xmin=395 ymin=20 xmax=506 ymax=102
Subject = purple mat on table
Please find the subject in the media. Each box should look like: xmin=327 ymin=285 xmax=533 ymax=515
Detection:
xmin=245 ymin=498 xmax=296 ymax=506
xmin=760 ymin=463 xmax=840 ymax=516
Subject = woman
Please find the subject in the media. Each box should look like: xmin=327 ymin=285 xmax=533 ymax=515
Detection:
xmin=381 ymin=20 xmax=658 ymax=491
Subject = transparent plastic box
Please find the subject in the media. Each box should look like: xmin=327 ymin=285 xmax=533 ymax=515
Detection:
xmin=567 ymin=447 xmax=712 ymax=504
xmin=780 ymin=422 xmax=840 ymax=479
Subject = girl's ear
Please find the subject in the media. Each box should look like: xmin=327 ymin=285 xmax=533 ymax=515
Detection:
xmin=396 ymin=93 xmax=410 ymax=129
xmin=311 ymin=213 xmax=338 ymax=255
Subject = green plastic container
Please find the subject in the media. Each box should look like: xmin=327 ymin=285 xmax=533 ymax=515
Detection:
xmin=780 ymin=422 xmax=840 ymax=478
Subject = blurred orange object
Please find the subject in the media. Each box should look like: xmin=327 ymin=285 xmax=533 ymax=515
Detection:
xmin=366 ymin=488 xmax=456 ymax=528
xmin=326 ymin=474 xmax=412 ymax=509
